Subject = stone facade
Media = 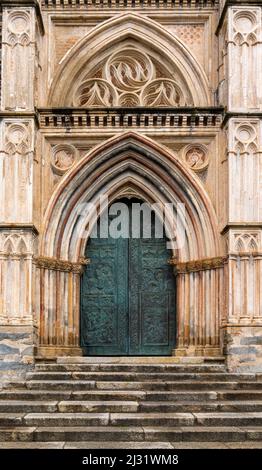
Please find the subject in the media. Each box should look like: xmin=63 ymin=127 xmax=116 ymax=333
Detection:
xmin=0 ymin=0 xmax=261 ymax=376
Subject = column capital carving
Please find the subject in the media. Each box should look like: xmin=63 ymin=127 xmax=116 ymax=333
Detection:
xmin=34 ymin=256 xmax=90 ymax=274
xmin=168 ymin=256 xmax=227 ymax=273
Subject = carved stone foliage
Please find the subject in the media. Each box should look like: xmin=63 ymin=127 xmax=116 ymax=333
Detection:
xmin=51 ymin=144 xmax=78 ymax=175
xmin=182 ymin=144 xmax=209 ymax=173
xmin=232 ymin=10 xmax=260 ymax=46
xmin=233 ymin=122 xmax=259 ymax=155
xmin=3 ymin=122 xmax=32 ymax=156
xmin=35 ymin=256 xmax=89 ymax=274
xmin=169 ymin=256 xmax=226 ymax=273
xmin=73 ymin=48 xmax=189 ymax=108
xmin=4 ymin=9 xmax=32 ymax=47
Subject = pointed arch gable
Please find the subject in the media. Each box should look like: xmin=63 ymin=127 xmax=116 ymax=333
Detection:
xmin=41 ymin=132 xmax=220 ymax=263
xmin=48 ymin=13 xmax=211 ymax=107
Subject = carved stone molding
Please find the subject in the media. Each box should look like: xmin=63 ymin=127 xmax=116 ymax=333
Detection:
xmin=226 ymin=229 xmax=262 ymax=253
xmin=4 ymin=9 xmax=33 ymax=47
xmin=234 ymin=122 xmax=259 ymax=154
xmin=51 ymin=144 xmax=78 ymax=175
xmin=168 ymin=256 xmax=227 ymax=273
xmin=228 ymin=119 xmax=260 ymax=155
xmin=34 ymin=256 xmax=90 ymax=273
xmin=3 ymin=121 xmax=32 ymax=155
xmin=73 ymin=47 xmax=190 ymax=108
xmin=182 ymin=144 xmax=209 ymax=173
xmin=231 ymin=9 xmax=261 ymax=46
xmin=0 ymin=230 xmax=36 ymax=256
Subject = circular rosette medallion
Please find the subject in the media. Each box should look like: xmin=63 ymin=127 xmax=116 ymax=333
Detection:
xmin=141 ymin=79 xmax=186 ymax=107
xmin=182 ymin=144 xmax=209 ymax=173
xmin=51 ymin=144 xmax=78 ymax=175
xmin=104 ymin=49 xmax=154 ymax=93
xmin=73 ymin=79 xmax=117 ymax=107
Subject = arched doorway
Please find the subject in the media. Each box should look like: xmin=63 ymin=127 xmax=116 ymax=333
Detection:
xmin=80 ymin=198 xmax=176 ymax=356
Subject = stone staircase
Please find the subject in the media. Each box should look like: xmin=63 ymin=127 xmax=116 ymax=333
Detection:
xmin=1 ymin=359 xmax=262 ymax=448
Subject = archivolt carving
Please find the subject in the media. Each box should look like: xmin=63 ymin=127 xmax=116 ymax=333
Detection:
xmin=73 ymin=48 xmax=187 ymax=108
xmin=232 ymin=10 xmax=259 ymax=46
xmin=5 ymin=9 xmax=32 ymax=47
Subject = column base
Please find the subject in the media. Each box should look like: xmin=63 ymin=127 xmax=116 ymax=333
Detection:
xmin=36 ymin=346 xmax=83 ymax=359
xmin=173 ymin=346 xmax=221 ymax=357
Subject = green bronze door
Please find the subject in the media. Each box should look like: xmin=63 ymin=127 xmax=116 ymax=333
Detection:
xmin=81 ymin=200 xmax=175 ymax=355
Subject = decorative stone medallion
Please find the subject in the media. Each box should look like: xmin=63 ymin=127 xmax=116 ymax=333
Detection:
xmin=182 ymin=144 xmax=209 ymax=173
xmin=51 ymin=144 xmax=78 ymax=175
xmin=5 ymin=122 xmax=30 ymax=155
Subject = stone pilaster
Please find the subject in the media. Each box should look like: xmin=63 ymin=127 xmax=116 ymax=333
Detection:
xmin=0 ymin=1 xmax=43 ymax=379
xmin=218 ymin=0 xmax=262 ymax=371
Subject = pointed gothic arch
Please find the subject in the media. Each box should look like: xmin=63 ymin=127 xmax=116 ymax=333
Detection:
xmin=41 ymin=132 xmax=220 ymax=262
xmin=48 ymin=13 xmax=211 ymax=107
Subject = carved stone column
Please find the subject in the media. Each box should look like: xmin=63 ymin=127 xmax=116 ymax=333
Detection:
xmin=169 ymin=257 xmax=226 ymax=358
xmin=35 ymin=256 xmax=89 ymax=357
xmin=218 ymin=1 xmax=262 ymax=371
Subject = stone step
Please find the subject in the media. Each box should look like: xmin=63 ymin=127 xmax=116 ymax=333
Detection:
xmin=2 ymin=440 xmax=262 ymax=449
xmin=23 ymin=412 xmax=195 ymax=427
xmin=21 ymin=380 xmax=262 ymax=391
xmin=0 ymin=401 xmax=58 ymax=413
xmin=55 ymin=356 xmax=225 ymax=365
xmin=0 ymin=425 xmax=255 ymax=442
xmin=0 ymin=414 xmax=24 ymax=426
xmin=0 ymin=391 xmax=72 ymax=400
xmin=58 ymin=400 xmax=139 ymax=413
xmin=35 ymin=363 xmax=226 ymax=373
xmin=4 ymin=389 xmax=262 ymax=402
xmin=140 ymin=401 xmax=262 ymax=412
xmin=108 ymin=412 xmax=262 ymax=427
xmin=26 ymin=371 xmax=256 ymax=382
xmin=217 ymin=391 xmax=262 ymax=400
xmin=144 ymin=390 xmax=262 ymax=401
xmin=94 ymin=381 xmax=262 ymax=391
xmin=4 ymin=411 xmax=261 ymax=428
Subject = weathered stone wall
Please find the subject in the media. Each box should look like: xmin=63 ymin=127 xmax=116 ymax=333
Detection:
xmin=222 ymin=326 xmax=262 ymax=372
xmin=0 ymin=326 xmax=34 ymax=382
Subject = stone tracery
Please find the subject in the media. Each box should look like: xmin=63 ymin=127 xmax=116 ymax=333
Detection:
xmin=73 ymin=48 xmax=188 ymax=108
